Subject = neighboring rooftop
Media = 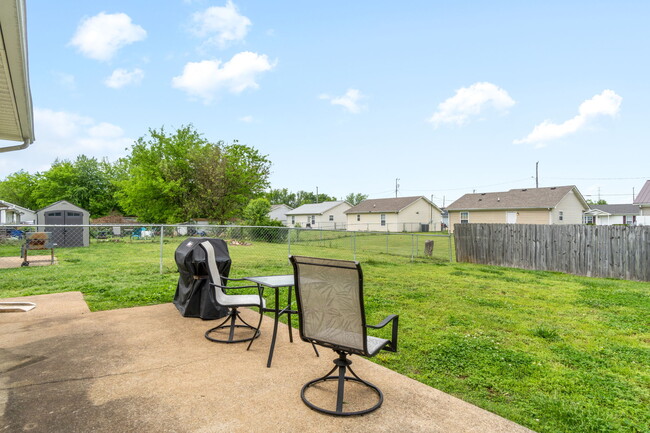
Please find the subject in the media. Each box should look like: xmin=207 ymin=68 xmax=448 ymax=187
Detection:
xmin=286 ymin=201 xmax=348 ymax=215
xmin=346 ymin=196 xmax=437 ymax=214
xmin=589 ymin=204 xmax=640 ymax=215
xmin=633 ymin=180 xmax=650 ymax=204
xmin=447 ymin=185 xmax=586 ymax=210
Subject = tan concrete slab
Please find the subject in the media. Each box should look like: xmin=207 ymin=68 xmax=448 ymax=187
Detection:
xmin=0 ymin=255 xmax=57 ymax=269
xmin=0 ymin=293 xmax=536 ymax=433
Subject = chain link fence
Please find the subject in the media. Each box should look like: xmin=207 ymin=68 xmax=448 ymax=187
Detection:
xmin=0 ymin=224 xmax=453 ymax=273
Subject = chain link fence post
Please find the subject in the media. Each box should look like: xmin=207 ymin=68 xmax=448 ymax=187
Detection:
xmin=159 ymin=224 xmax=165 ymax=274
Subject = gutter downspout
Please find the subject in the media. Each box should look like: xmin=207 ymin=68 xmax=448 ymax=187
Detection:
xmin=0 ymin=138 xmax=31 ymax=153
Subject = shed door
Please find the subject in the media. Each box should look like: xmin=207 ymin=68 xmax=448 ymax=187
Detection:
xmin=44 ymin=211 xmax=65 ymax=246
xmin=64 ymin=211 xmax=84 ymax=247
xmin=506 ymin=212 xmax=517 ymax=224
xmin=44 ymin=210 xmax=84 ymax=247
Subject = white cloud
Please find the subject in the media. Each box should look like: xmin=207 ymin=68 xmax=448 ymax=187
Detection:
xmin=69 ymin=12 xmax=147 ymax=61
xmin=239 ymin=115 xmax=253 ymax=122
xmin=105 ymin=68 xmax=145 ymax=88
xmin=320 ymin=89 xmax=366 ymax=113
xmin=35 ymin=108 xmax=131 ymax=160
xmin=429 ymin=82 xmax=515 ymax=127
xmin=191 ymin=1 xmax=251 ymax=48
xmin=171 ymin=52 xmax=275 ymax=103
xmin=514 ymin=89 xmax=622 ymax=147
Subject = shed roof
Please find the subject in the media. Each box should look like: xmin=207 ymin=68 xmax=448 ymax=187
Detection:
xmin=0 ymin=0 xmax=34 ymax=152
xmin=37 ymin=200 xmax=88 ymax=213
xmin=285 ymin=201 xmax=348 ymax=215
xmin=633 ymin=180 xmax=650 ymax=205
xmin=345 ymin=196 xmax=439 ymax=214
xmin=446 ymin=186 xmax=587 ymax=211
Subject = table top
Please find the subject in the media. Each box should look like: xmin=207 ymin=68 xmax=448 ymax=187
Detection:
xmin=244 ymin=275 xmax=294 ymax=288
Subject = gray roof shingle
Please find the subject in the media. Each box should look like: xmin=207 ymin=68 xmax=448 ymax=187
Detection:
xmin=345 ymin=196 xmax=436 ymax=214
xmin=285 ymin=201 xmax=348 ymax=215
xmin=446 ymin=186 xmax=585 ymax=211
xmin=590 ymin=204 xmax=640 ymax=215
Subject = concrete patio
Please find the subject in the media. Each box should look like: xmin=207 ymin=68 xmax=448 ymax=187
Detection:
xmin=1 ymin=292 xmax=535 ymax=433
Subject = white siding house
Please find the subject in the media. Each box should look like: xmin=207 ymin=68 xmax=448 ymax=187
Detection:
xmin=633 ymin=180 xmax=650 ymax=225
xmin=285 ymin=201 xmax=351 ymax=229
xmin=0 ymin=199 xmax=35 ymax=224
xmin=345 ymin=196 xmax=442 ymax=232
xmin=268 ymin=204 xmax=293 ymax=226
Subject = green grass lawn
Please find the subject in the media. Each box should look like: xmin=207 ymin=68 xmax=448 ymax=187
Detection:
xmin=1 ymin=240 xmax=649 ymax=433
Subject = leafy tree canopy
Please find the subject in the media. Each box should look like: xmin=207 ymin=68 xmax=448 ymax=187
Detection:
xmin=265 ymin=188 xmax=337 ymax=208
xmin=345 ymin=192 xmax=368 ymax=205
xmin=586 ymin=199 xmax=608 ymax=205
xmin=0 ymin=170 xmax=38 ymax=210
xmin=116 ymin=125 xmax=271 ymax=224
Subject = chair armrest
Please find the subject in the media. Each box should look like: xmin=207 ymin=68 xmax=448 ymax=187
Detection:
xmin=367 ymin=314 xmax=399 ymax=352
xmin=222 ymin=276 xmax=249 ymax=282
xmin=209 ymin=282 xmax=260 ymax=291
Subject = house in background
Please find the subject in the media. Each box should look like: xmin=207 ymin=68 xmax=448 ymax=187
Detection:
xmin=0 ymin=199 xmax=35 ymax=224
xmin=285 ymin=201 xmax=351 ymax=229
xmin=268 ymin=204 xmax=292 ymax=226
xmin=633 ymin=180 xmax=650 ymax=225
xmin=446 ymin=185 xmax=589 ymax=233
xmin=345 ymin=196 xmax=442 ymax=232
xmin=583 ymin=204 xmax=639 ymax=225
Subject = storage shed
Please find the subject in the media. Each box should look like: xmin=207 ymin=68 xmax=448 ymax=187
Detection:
xmin=36 ymin=200 xmax=90 ymax=247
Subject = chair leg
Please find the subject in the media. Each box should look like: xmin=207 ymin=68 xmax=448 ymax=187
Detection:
xmin=246 ymin=305 xmax=265 ymax=351
xmin=300 ymin=350 xmax=383 ymax=416
xmin=204 ymin=307 xmax=261 ymax=344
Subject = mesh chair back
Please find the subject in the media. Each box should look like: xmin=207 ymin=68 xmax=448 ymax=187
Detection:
xmin=201 ymin=241 xmax=228 ymax=305
xmin=291 ymin=256 xmax=368 ymax=355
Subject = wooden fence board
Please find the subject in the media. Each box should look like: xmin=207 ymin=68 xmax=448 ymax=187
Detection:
xmin=453 ymin=223 xmax=650 ymax=282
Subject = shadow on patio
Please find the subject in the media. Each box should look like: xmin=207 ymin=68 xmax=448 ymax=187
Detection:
xmin=1 ymin=292 xmax=534 ymax=433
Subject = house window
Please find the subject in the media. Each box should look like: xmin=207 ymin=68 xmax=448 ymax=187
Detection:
xmin=380 ymin=214 xmax=386 ymax=226
xmin=584 ymin=215 xmax=594 ymax=224
xmin=311 ymin=216 xmax=315 ymax=225
xmin=329 ymin=215 xmax=334 ymax=221
xmin=291 ymin=216 xmax=295 ymax=224
xmin=559 ymin=211 xmax=564 ymax=221
xmin=356 ymin=215 xmax=360 ymax=222
xmin=460 ymin=212 xmax=469 ymax=224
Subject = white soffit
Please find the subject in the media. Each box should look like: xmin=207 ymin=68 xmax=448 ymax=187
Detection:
xmin=0 ymin=0 xmax=34 ymax=152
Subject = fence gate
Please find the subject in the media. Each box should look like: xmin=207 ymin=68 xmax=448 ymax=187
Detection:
xmin=44 ymin=211 xmax=84 ymax=247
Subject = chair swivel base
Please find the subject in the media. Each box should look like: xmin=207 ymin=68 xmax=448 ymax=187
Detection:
xmin=301 ymin=352 xmax=383 ymax=416
xmin=204 ymin=309 xmax=261 ymax=344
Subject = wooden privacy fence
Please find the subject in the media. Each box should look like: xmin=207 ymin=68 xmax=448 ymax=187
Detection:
xmin=454 ymin=224 xmax=650 ymax=282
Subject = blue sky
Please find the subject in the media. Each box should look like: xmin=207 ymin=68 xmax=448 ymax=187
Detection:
xmin=2 ymin=0 xmax=648 ymax=206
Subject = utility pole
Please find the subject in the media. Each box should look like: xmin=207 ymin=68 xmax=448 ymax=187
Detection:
xmin=536 ymin=161 xmax=539 ymax=188
xmin=316 ymin=186 xmax=319 ymax=203
xmin=395 ymin=178 xmax=400 ymax=197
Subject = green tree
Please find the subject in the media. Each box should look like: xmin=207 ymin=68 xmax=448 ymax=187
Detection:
xmin=116 ymin=126 xmax=271 ymax=223
xmin=586 ymin=199 xmax=608 ymax=205
xmin=345 ymin=192 xmax=368 ymax=205
xmin=265 ymin=189 xmax=337 ymax=208
xmin=243 ymin=198 xmax=272 ymax=225
xmin=266 ymin=188 xmax=297 ymax=207
xmin=30 ymin=156 xmax=119 ymax=217
xmin=0 ymin=170 xmax=38 ymax=209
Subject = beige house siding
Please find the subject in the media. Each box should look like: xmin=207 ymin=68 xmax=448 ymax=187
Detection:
xmin=550 ymin=190 xmax=587 ymax=224
xmin=449 ymin=209 xmax=563 ymax=232
xmin=346 ymin=198 xmax=442 ymax=232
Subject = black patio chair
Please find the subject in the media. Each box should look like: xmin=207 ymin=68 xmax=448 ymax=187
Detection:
xmin=289 ymin=255 xmax=399 ymax=416
xmin=201 ymin=241 xmax=266 ymax=348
